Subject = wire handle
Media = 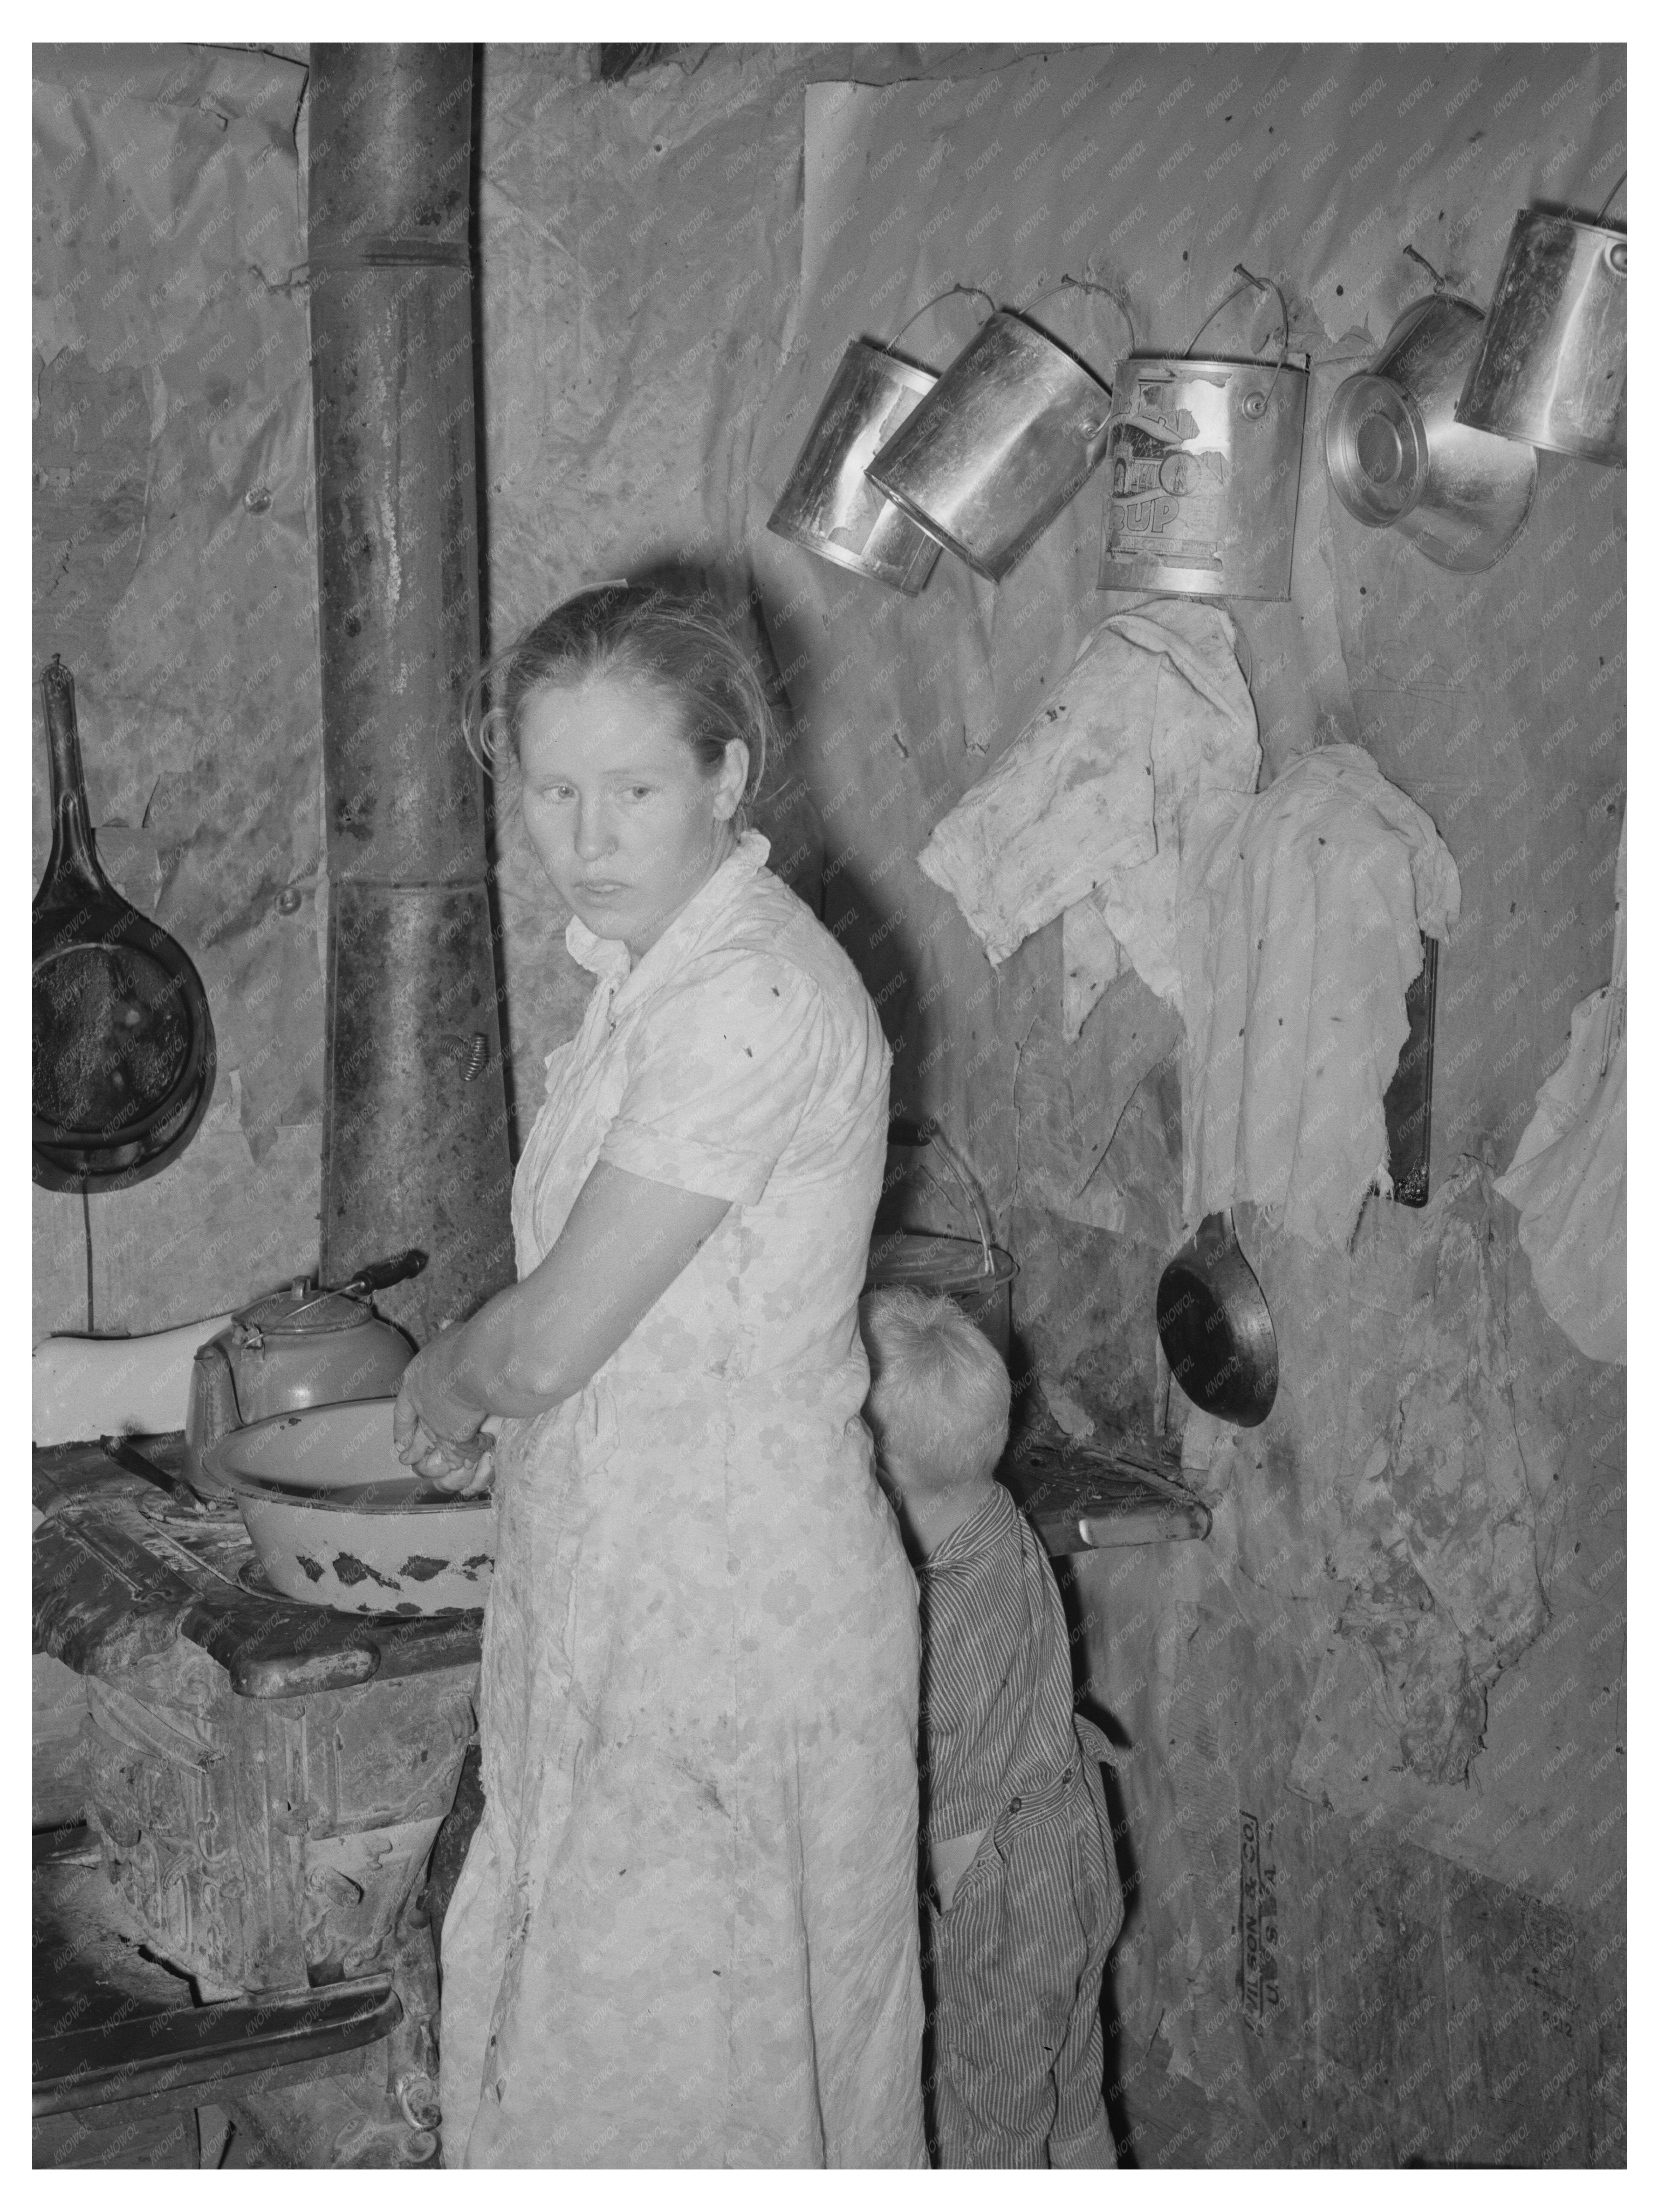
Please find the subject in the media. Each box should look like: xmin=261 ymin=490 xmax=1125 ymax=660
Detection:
xmin=888 ymin=1117 xmax=995 ymax=1274
xmin=1595 ymin=170 xmax=1626 ymax=225
xmin=1400 ymin=242 xmax=1496 ymax=320
xmin=1023 ymin=273 xmax=1138 ymax=356
xmin=887 ymin=282 xmax=997 ymax=354
xmin=1182 ymin=264 xmax=1293 ymax=405
xmin=924 ymin=1123 xmax=995 ymax=1277
xmin=1403 ymin=242 xmax=1452 ymax=292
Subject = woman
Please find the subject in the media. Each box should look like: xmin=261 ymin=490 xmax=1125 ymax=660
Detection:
xmin=393 ymin=583 xmax=926 ymax=2168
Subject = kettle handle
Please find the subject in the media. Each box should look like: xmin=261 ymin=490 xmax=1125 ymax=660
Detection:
xmin=277 ymin=1247 xmax=429 ymax=1327
xmin=341 ymin=1247 xmax=429 ymax=1297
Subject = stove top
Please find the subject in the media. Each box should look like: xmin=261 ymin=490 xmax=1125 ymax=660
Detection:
xmin=34 ymin=1436 xmax=483 ymax=1698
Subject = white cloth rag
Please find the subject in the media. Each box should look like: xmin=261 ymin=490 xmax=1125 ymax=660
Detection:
xmin=916 ymin=600 xmax=1260 ymax=1036
xmin=1495 ymin=813 xmax=1625 ymax=1363
xmin=1179 ymin=743 xmax=1461 ymax=1251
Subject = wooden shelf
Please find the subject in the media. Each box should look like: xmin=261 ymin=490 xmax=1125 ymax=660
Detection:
xmin=1002 ymin=1435 xmax=1211 ymax=1554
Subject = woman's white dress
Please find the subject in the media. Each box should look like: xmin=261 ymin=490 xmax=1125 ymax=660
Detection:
xmin=438 ymin=832 xmax=927 ymax=2167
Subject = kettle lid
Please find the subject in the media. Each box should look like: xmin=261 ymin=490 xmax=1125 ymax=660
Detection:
xmin=234 ymin=1280 xmax=371 ymax=1336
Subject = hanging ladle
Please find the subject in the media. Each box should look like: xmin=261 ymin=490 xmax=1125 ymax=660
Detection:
xmin=1155 ymin=1208 xmax=1279 ymax=1427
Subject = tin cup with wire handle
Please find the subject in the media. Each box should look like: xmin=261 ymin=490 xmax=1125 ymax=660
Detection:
xmin=866 ymin=279 xmax=1136 ymax=582
xmin=766 ymin=287 xmax=994 ymax=593
xmin=1099 ymin=265 xmax=1308 ymax=601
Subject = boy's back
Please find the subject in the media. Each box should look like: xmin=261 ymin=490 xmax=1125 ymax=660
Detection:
xmin=918 ymin=1482 xmax=1082 ymax=1848
xmin=917 ymin=1483 xmax=1123 ymax=2169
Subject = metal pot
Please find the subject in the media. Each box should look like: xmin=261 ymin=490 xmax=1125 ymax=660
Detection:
xmin=1325 ymin=293 xmax=1537 ymax=571
xmin=183 ymin=1250 xmax=425 ymax=1494
xmin=1156 ymin=1208 xmax=1278 ymax=1427
xmin=1455 ymin=208 xmax=1626 ymax=466
xmin=867 ymin=310 xmax=1116 ymax=581
xmin=767 ymin=341 xmax=945 ymax=594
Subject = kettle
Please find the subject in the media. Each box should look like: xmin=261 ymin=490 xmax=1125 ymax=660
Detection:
xmin=182 ymin=1249 xmax=426 ymax=1494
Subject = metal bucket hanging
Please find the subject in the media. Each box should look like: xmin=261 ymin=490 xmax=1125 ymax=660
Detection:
xmin=866 ymin=283 xmax=1135 ymax=582
xmin=767 ymin=343 xmax=948 ymax=595
xmin=1454 ymin=195 xmax=1627 ymax=467
xmin=1325 ymin=260 xmax=1537 ymax=572
xmin=1099 ymin=266 xmax=1307 ymax=601
xmin=867 ymin=1119 xmax=1016 ymax=1361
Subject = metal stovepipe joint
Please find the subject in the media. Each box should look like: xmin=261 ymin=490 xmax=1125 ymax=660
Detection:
xmin=307 ymin=46 xmax=515 ymax=1346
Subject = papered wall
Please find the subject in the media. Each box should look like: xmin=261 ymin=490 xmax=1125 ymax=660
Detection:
xmin=478 ymin=41 xmax=1625 ymax=2161
xmin=32 ymin=44 xmax=322 ymax=1336
xmin=31 ymin=40 xmax=1625 ymax=2163
xmin=472 ymin=41 xmax=1029 ymax=1135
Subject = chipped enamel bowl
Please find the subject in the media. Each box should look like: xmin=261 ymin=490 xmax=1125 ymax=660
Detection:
xmin=204 ymin=1397 xmax=495 ymax=1615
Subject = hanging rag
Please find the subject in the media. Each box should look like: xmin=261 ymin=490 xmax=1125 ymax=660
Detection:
xmin=915 ymin=600 xmax=1260 ymax=1037
xmin=1179 ymin=744 xmax=1461 ymax=1251
xmin=1495 ymin=813 xmax=1626 ymax=1363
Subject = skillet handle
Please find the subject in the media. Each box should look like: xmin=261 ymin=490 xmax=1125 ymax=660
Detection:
xmin=40 ymin=658 xmax=109 ymax=897
xmin=1193 ymin=1208 xmax=1239 ymax=1262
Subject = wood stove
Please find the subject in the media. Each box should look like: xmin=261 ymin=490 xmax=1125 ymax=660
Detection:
xmin=33 ymin=1439 xmax=482 ymax=2168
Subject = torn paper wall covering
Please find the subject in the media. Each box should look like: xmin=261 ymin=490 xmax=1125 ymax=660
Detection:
xmin=33 ymin=45 xmax=321 ymax=1338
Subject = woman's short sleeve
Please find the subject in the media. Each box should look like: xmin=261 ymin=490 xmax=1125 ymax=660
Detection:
xmin=598 ymin=954 xmax=829 ymax=1205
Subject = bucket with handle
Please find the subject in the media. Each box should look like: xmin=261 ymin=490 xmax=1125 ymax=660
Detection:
xmin=766 ymin=287 xmax=993 ymax=594
xmin=1098 ymin=266 xmax=1307 ymax=601
xmin=1454 ymin=184 xmax=1627 ymax=467
xmin=867 ymin=1119 xmax=1016 ymax=1361
xmin=866 ymin=280 xmax=1136 ymax=582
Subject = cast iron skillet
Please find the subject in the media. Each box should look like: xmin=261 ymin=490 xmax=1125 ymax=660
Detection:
xmin=33 ymin=657 xmax=216 ymax=1191
xmin=1156 ymin=1207 xmax=1279 ymax=1427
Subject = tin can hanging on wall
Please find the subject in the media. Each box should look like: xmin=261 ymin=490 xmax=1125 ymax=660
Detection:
xmin=1454 ymin=198 xmax=1627 ymax=468
xmin=766 ymin=340 xmax=947 ymax=594
xmin=1098 ymin=267 xmax=1307 ymax=602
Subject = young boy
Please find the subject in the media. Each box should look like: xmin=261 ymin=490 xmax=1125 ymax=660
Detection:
xmin=860 ymin=1286 xmax=1124 ymax=2169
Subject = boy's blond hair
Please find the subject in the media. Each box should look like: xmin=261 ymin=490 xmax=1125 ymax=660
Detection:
xmin=859 ymin=1286 xmax=1011 ymax=1492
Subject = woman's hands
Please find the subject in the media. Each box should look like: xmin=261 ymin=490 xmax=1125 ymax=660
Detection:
xmin=388 ymin=1163 xmax=732 ymax=1487
xmin=393 ymin=1331 xmax=493 ymax=1493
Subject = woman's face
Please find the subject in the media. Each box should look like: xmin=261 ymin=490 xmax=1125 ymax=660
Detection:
xmin=518 ymin=675 xmax=748 ymax=959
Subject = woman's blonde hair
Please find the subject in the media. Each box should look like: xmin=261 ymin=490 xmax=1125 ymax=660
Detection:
xmin=860 ymin=1286 xmax=1011 ymax=1491
xmin=463 ymin=579 xmax=771 ymax=825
